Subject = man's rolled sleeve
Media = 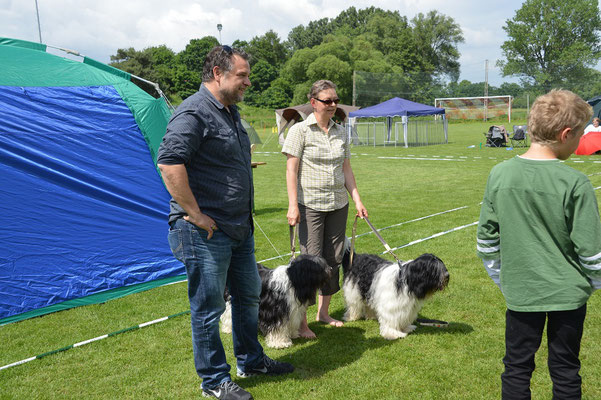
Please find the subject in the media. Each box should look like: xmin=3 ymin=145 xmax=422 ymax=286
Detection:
xmin=157 ymin=112 xmax=203 ymax=165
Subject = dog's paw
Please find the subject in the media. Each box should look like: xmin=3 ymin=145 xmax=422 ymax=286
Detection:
xmin=266 ymin=339 xmax=293 ymax=349
xmin=403 ymin=324 xmax=417 ymax=333
xmin=344 ymin=310 xmax=363 ymax=321
xmin=365 ymin=308 xmax=378 ymax=320
xmin=380 ymin=326 xmax=408 ymax=340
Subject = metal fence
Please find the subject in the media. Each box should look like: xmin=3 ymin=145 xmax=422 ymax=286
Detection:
xmin=350 ymin=118 xmax=448 ymax=147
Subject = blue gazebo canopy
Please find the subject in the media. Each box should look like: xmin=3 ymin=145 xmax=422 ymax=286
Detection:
xmin=350 ymin=97 xmax=445 ymax=118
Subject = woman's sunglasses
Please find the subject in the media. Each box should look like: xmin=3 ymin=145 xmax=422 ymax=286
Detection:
xmin=313 ymin=97 xmax=340 ymax=105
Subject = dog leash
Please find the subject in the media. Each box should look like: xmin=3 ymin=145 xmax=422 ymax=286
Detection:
xmin=350 ymin=215 xmax=402 ymax=265
xmin=289 ymin=224 xmax=298 ymax=261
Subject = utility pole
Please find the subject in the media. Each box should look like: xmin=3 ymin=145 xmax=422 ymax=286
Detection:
xmin=352 ymin=70 xmax=356 ymax=107
xmin=484 ymin=59 xmax=489 ymax=121
xmin=217 ymin=24 xmax=222 ymax=45
xmin=35 ymin=0 xmax=42 ymax=43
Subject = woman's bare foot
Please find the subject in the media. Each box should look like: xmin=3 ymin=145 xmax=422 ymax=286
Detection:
xmin=298 ymin=326 xmax=317 ymax=339
xmin=316 ymin=314 xmax=344 ymax=327
xmin=298 ymin=314 xmax=316 ymax=339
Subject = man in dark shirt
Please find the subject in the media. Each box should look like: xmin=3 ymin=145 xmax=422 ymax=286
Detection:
xmin=157 ymin=46 xmax=293 ymax=400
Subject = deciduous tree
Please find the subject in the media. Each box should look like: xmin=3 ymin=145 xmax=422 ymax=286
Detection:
xmin=498 ymin=0 xmax=601 ymax=89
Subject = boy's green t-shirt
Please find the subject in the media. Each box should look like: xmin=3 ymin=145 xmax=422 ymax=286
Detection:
xmin=477 ymin=156 xmax=601 ymax=312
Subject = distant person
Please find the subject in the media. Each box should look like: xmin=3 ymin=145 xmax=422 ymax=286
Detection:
xmin=477 ymin=89 xmax=601 ymax=399
xmin=282 ymin=79 xmax=368 ymax=339
xmin=583 ymin=117 xmax=601 ymax=136
xmin=157 ymin=45 xmax=293 ymax=400
xmin=497 ymin=125 xmax=510 ymax=144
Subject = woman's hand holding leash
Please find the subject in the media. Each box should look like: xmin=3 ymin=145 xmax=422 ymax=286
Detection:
xmin=287 ymin=204 xmax=300 ymax=226
xmin=355 ymin=200 xmax=368 ymax=219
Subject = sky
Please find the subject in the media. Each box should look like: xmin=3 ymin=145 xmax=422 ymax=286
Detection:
xmin=1 ymin=0 xmax=532 ymax=87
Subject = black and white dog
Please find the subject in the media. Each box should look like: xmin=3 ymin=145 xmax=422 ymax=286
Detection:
xmin=221 ymin=254 xmax=331 ymax=348
xmin=342 ymin=243 xmax=449 ymax=340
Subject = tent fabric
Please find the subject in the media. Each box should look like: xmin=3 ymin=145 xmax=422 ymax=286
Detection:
xmin=0 ymin=38 xmax=183 ymax=324
xmin=241 ymin=119 xmax=262 ymax=144
xmin=349 ymin=97 xmax=445 ymax=118
xmin=588 ymin=95 xmax=601 ymax=120
xmin=574 ymin=132 xmax=601 ymax=155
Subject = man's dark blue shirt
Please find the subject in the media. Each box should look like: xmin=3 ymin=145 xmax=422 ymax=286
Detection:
xmin=157 ymin=85 xmax=253 ymax=241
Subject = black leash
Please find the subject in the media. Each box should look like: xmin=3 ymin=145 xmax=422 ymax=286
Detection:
xmin=289 ymin=224 xmax=298 ymax=261
xmin=351 ymin=215 xmax=402 ymax=265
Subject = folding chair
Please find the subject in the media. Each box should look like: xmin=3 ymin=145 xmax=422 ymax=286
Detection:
xmin=484 ymin=125 xmax=507 ymax=147
xmin=509 ymin=125 xmax=528 ymax=147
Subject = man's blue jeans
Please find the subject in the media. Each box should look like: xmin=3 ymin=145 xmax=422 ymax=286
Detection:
xmin=168 ymin=219 xmax=263 ymax=389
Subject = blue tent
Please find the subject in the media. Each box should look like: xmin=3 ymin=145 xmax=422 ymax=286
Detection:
xmin=349 ymin=97 xmax=445 ymax=118
xmin=349 ymin=97 xmax=447 ymax=147
xmin=0 ymin=38 xmax=184 ymax=325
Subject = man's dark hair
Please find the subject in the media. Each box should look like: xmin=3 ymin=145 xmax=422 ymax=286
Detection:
xmin=202 ymin=45 xmax=249 ymax=82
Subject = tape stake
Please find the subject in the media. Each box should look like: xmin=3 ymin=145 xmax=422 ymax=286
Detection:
xmin=0 ymin=310 xmax=190 ymax=371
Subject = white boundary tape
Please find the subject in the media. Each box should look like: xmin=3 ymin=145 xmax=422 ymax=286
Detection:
xmin=385 ymin=222 xmax=478 ymax=254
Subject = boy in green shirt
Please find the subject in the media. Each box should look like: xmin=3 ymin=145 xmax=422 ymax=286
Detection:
xmin=477 ymin=89 xmax=601 ymax=399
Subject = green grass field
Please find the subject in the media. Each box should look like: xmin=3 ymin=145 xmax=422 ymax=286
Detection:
xmin=1 ymin=119 xmax=600 ymax=399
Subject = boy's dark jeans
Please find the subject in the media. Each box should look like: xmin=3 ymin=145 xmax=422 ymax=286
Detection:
xmin=502 ymin=304 xmax=586 ymax=400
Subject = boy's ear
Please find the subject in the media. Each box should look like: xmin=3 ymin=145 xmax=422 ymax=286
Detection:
xmin=558 ymin=127 xmax=572 ymax=143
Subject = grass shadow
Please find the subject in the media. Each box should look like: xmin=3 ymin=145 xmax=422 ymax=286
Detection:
xmin=239 ymin=325 xmax=393 ymax=388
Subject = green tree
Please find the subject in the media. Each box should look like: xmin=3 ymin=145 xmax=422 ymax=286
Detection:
xmin=498 ymin=0 xmax=601 ymax=89
xmin=259 ymin=86 xmax=291 ymax=109
xmin=287 ymin=18 xmax=332 ymax=51
xmin=280 ymin=47 xmax=319 ymax=85
xmin=173 ymin=64 xmax=202 ymax=101
xmin=246 ymin=30 xmax=288 ymax=66
xmin=178 ymin=36 xmax=220 ymax=74
xmin=244 ymin=59 xmax=279 ymax=106
xmin=306 ymin=54 xmax=352 ymax=103
xmin=411 ymin=11 xmax=464 ymax=80
xmin=109 ymin=45 xmax=177 ymax=98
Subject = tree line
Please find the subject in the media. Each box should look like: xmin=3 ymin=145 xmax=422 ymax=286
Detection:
xmin=110 ymin=2 xmax=601 ymax=109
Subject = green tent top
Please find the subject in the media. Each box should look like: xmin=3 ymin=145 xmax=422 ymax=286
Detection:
xmin=0 ymin=37 xmax=171 ymax=166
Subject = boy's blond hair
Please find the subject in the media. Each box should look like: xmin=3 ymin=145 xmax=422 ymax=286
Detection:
xmin=528 ymin=89 xmax=592 ymax=144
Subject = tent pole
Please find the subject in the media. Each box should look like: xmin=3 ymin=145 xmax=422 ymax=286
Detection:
xmin=35 ymin=0 xmax=43 ymax=44
xmin=403 ymin=116 xmax=408 ymax=148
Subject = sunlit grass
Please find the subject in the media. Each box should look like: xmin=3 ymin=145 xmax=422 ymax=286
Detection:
xmin=1 ymin=119 xmax=600 ymax=399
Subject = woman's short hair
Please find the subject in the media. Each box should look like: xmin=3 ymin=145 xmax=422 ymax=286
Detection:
xmin=528 ymin=89 xmax=592 ymax=144
xmin=202 ymin=45 xmax=249 ymax=82
xmin=308 ymin=80 xmax=337 ymax=100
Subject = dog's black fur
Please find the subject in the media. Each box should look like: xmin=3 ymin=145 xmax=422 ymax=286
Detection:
xmin=256 ymin=254 xmax=331 ymax=334
xmin=222 ymin=254 xmax=331 ymax=348
xmin=342 ymin=251 xmax=448 ymax=300
xmin=341 ymin=245 xmax=449 ymax=340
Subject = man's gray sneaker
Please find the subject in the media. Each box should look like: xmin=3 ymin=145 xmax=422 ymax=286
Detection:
xmin=202 ymin=381 xmax=253 ymax=400
xmin=237 ymin=355 xmax=294 ymax=377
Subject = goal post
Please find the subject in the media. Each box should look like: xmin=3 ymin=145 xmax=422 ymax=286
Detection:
xmin=434 ymin=95 xmax=513 ymax=122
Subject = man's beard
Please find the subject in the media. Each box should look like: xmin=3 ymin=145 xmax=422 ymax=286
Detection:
xmin=220 ymin=86 xmax=244 ymax=105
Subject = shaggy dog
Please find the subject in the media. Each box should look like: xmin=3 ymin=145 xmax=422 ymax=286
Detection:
xmin=342 ymin=244 xmax=449 ymax=340
xmin=221 ymin=254 xmax=331 ymax=348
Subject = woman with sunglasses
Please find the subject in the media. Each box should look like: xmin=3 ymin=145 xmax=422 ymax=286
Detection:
xmin=282 ymin=79 xmax=368 ymax=339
